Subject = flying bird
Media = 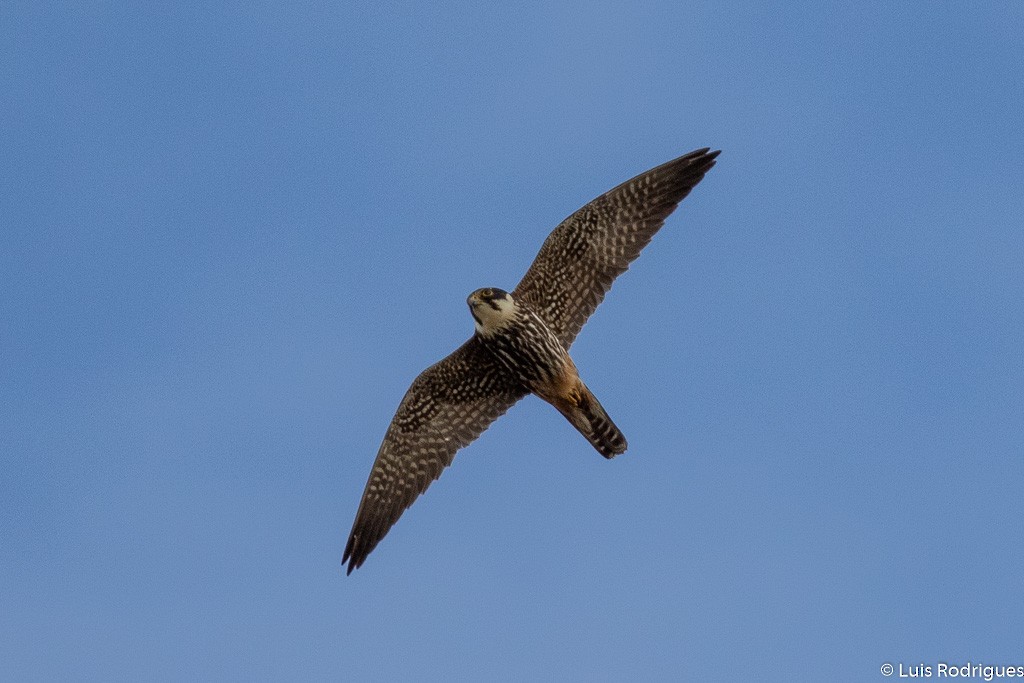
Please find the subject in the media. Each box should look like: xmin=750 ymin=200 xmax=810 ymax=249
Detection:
xmin=344 ymin=148 xmax=720 ymax=573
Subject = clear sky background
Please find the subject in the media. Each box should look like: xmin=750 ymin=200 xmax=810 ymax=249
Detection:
xmin=3 ymin=3 xmax=1022 ymax=681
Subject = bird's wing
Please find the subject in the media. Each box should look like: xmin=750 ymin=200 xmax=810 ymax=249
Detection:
xmin=344 ymin=336 xmax=527 ymax=573
xmin=513 ymin=148 xmax=719 ymax=348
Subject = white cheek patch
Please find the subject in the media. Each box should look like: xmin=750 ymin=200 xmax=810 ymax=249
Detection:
xmin=475 ymin=296 xmax=517 ymax=334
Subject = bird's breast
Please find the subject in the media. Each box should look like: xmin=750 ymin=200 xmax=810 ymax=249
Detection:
xmin=478 ymin=309 xmax=571 ymax=390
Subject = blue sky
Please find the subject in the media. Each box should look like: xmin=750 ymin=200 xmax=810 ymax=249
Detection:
xmin=2 ymin=2 xmax=1022 ymax=681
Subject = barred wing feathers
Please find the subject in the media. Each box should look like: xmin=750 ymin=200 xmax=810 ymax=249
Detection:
xmin=343 ymin=337 xmax=527 ymax=574
xmin=513 ymin=148 xmax=720 ymax=348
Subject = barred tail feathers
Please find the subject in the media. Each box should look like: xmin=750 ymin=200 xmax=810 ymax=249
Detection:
xmin=552 ymin=381 xmax=627 ymax=459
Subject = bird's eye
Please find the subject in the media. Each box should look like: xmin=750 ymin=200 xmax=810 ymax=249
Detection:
xmin=481 ymin=288 xmax=492 ymax=298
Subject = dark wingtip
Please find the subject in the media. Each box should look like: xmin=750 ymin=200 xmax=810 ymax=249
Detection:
xmin=343 ymin=536 xmax=358 ymax=575
xmin=656 ymin=148 xmax=720 ymax=185
xmin=691 ymin=147 xmax=721 ymax=167
xmin=343 ymin=553 xmax=363 ymax=575
xmin=682 ymin=148 xmax=721 ymax=184
xmin=343 ymin=530 xmax=375 ymax=575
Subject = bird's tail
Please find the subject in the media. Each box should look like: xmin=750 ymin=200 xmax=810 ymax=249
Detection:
xmin=553 ymin=381 xmax=627 ymax=459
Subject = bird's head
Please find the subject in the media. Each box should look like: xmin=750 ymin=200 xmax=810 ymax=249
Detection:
xmin=467 ymin=287 xmax=516 ymax=335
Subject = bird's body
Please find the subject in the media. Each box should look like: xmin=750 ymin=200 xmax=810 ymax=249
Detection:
xmin=469 ymin=287 xmax=627 ymax=458
xmin=470 ymin=288 xmax=571 ymax=395
xmin=344 ymin=148 xmax=720 ymax=573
